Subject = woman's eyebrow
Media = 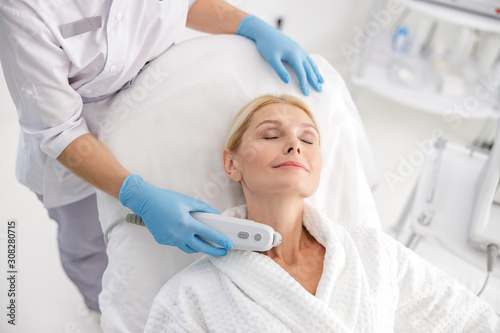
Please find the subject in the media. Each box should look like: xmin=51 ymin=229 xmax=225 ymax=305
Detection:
xmin=301 ymin=123 xmax=320 ymax=135
xmin=255 ymin=119 xmax=281 ymax=129
xmin=256 ymin=120 xmax=319 ymax=134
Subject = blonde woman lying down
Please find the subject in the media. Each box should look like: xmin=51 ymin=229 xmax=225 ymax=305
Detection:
xmin=145 ymin=94 xmax=500 ymax=332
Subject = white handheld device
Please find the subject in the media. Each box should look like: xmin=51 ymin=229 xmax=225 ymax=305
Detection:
xmin=116 ymin=212 xmax=282 ymax=251
xmin=190 ymin=212 xmax=282 ymax=251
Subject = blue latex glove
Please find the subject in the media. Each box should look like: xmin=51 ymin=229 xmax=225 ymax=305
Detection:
xmin=237 ymin=15 xmax=324 ymax=96
xmin=119 ymin=174 xmax=233 ymax=256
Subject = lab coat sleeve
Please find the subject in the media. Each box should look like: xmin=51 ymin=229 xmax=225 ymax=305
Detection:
xmin=393 ymin=237 xmax=500 ymax=332
xmin=0 ymin=3 xmax=89 ymax=159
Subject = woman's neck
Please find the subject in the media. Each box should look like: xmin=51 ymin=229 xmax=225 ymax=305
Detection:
xmin=245 ymin=195 xmax=314 ymax=265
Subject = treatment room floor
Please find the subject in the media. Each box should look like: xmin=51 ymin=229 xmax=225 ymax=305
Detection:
xmin=1 ymin=59 xmax=499 ymax=332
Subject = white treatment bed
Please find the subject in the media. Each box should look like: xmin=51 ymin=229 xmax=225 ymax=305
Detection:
xmin=82 ymin=34 xmax=380 ymax=332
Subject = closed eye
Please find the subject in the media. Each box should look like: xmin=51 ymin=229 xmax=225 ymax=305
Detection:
xmin=301 ymin=139 xmax=313 ymax=145
xmin=264 ymin=137 xmax=279 ymax=140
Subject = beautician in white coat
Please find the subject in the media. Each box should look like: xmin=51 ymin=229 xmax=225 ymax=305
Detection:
xmin=0 ymin=0 xmax=323 ymax=312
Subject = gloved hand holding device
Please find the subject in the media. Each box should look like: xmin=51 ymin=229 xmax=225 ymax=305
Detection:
xmin=119 ymin=174 xmax=233 ymax=256
xmin=237 ymin=14 xmax=324 ymax=96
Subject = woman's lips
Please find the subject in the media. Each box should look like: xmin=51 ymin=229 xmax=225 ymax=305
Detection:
xmin=273 ymin=161 xmax=308 ymax=171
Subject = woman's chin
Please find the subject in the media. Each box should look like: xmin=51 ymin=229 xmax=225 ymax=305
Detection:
xmin=251 ymin=185 xmax=315 ymax=199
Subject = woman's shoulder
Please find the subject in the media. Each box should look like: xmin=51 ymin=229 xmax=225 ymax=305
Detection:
xmin=169 ymin=255 xmax=220 ymax=287
xmin=303 ymin=202 xmax=402 ymax=258
xmin=147 ymin=255 xmax=230 ymax=331
xmin=342 ymin=224 xmax=394 ymax=243
xmin=153 ymin=256 xmax=221 ymax=303
xmin=338 ymin=224 xmax=404 ymax=264
xmin=339 ymin=224 xmax=443 ymax=279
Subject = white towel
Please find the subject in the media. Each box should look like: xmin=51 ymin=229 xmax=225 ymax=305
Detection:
xmin=145 ymin=203 xmax=500 ymax=332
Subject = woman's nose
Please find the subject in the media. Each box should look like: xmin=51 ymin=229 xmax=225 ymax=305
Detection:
xmin=285 ymin=139 xmax=301 ymax=154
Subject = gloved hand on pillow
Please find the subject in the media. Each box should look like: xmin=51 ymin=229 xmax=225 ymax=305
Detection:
xmin=237 ymin=14 xmax=324 ymax=96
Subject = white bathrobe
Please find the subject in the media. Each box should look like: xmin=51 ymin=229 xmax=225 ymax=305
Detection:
xmin=145 ymin=203 xmax=500 ymax=332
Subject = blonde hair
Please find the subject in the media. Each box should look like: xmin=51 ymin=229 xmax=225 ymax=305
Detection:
xmin=225 ymin=94 xmax=320 ymax=153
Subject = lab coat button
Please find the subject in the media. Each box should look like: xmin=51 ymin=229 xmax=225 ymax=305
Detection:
xmin=23 ymin=89 xmax=33 ymax=96
xmin=85 ymin=89 xmax=92 ymax=95
xmin=109 ymin=65 xmax=116 ymax=72
xmin=115 ymin=13 xmax=122 ymax=21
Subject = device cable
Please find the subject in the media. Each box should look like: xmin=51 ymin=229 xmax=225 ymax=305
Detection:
xmin=477 ymin=244 xmax=499 ymax=297
xmin=104 ymin=214 xmax=145 ymax=246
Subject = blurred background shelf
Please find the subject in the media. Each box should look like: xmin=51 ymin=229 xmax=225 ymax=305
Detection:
xmin=402 ymin=0 xmax=500 ymax=33
xmin=351 ymin=30 xmax=500 ymax=118
xmin=351 ymin=0 xmax=500 ymax=119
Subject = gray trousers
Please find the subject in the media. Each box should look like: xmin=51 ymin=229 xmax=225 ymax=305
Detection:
xmin=38 ymin=193 xmax=108 ymax=311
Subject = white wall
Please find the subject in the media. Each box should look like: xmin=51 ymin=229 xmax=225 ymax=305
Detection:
xmin=180 ymin=0 xmax=376 ymax=64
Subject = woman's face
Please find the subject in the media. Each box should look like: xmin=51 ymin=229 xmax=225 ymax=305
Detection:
xmin=224 ymin=103 xmax=322 ymax=198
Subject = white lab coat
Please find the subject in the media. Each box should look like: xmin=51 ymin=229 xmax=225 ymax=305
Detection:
xmin=0 ymin=0 xmax=196 ymax=208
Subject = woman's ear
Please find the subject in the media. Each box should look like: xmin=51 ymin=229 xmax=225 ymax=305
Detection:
xmin=223 ymin=148 xmax=242 ymax=182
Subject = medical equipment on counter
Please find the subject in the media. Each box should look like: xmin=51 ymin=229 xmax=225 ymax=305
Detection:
xmin=393 ymin=115 xmax=500 ymax=296
xmin=392 ymin=25 xmax=410 ymax=54
xmin=404 ymin=135 xmax=447 ymax=249
xmin=491 ymin=54 xmax=500 ymax=110
xmin=415 ymin=0 xmax=500 ymax=20
xmin=469 ymin=115 xmax=500 ymax=251
xmin=494 ymin=182 xmax=500 ymax=204
xmin=384 ymin=9 xmax=500 ymax=102
xmin=468 ymin=115 xmax=500 ymax=296
xmin=105 ymin=212 xmax=282 ymax=251
xmin=476 ymin=33 xmax=500 ymax=78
